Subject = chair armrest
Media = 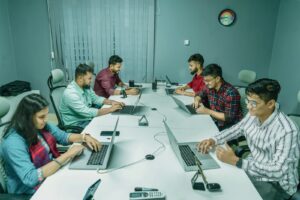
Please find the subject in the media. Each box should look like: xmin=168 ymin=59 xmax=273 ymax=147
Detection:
xmin=0 ymin=194 xmax=32 ymax=200
xmin=58 ymin=125 xmax=83 ymax=133
xmin=291 ymin=189 xmax=300 ymax=200
xmin=288 ymin=113 xmax=300 ymax=117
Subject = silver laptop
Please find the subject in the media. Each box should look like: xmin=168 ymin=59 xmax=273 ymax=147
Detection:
xmin=170 ymin=95 xmax=197 ymax=115
xmin=69 ymin=117 xmax=119 ymax=170
xmin=112 ymin=92 xmax=147 ymax=115
xmin=165 ymin=88 xmax=175 ymax=95
xmin=165 ymin=75 xmax=178 ymax=86
xmin=163 ymin=120 xmax=219 ymax=171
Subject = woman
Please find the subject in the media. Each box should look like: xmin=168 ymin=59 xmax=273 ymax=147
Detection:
xmin=0 ymin=94 xmax=101 ymax=194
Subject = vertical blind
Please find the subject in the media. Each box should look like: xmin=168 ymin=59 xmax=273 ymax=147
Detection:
xmin=47 ymin=0 xmax=155 ymax=82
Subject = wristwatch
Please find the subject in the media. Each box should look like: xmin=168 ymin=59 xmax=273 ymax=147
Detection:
xmin=236 ymin=158 xmax=243 ymax=169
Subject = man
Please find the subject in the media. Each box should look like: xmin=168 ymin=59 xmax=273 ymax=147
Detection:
xmin=198 ymin=78 xmax=299 ymax=200
xmin=193 ymin=64 xmax=242 ymax=130
xmin=175 ymin=53 xmax=206 ymax=97
xmin=60 ymin=64 xmax=124 ymax=128
xmin=94 ymin=55 xmax=139 ymax=98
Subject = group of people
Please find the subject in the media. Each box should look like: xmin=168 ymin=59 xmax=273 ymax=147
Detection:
xmin=0 ymin=53 xmax=299 ymax=200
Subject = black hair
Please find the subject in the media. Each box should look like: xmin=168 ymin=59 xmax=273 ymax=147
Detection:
xmin=201 ymin=64 xmax=222 ymax=78
xmin=108 ymin=55 xmax=123 ymax=66
xmin=75 ymin=63 xmax=94 ymax=79
xmin=246 ymin=78 xmax=281 ymax=103
xmin=4 ymin=94 xmax=49 ymax=145
xmin=188 ymin=53 xmax=204 ymax=67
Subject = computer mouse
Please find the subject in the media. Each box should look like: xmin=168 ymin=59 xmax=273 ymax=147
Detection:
xmin=145 ymin=154 xmax=155 ymax=160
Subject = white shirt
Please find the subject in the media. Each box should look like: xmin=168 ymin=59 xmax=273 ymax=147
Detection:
xmin=214 ymin=105 xmax=300 ymax=195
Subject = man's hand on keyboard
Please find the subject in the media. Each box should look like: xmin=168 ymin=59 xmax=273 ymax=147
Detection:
xmin=84 ymin=134 xmax=102 ymax=152
xmin=197 ymin=138 xmax=216 ymax=154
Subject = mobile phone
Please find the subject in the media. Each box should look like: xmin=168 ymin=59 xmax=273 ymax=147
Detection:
xmin=100 ymin=131 xmax=120 ymax=136
xmin=129 ymin=191 xmax=166 ymax=200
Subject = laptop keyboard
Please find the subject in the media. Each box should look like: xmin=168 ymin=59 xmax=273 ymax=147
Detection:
xmin=120 ymin=105 xmax=134 ymax=114
xmin=186 ymin=105 xmax=196 ymax=114
xmin=165 ymin=88 xmax=175 ymax=95
xmin=87 ymin=145 xmax=109 ymax=165
xmin=179 ymin=145 xmax=196 ymax=166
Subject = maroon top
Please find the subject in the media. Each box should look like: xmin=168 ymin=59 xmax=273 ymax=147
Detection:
xmin=187 ymin=74 xmax=206 ymax=93
xmin=94 ymin=67 xmax=122 ymax=98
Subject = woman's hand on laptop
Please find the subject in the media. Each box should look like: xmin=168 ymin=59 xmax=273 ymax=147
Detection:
xmin=197 ymin=138 xmax=216 ymax=154
xmin=83 ymin=134 xmax=102 ymax=152
xmin=66 ymin=144 xmax=85 ymax=158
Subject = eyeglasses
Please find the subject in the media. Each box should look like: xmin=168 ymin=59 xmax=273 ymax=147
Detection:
xmin=245 ymin=98 xmax=257 ymax=108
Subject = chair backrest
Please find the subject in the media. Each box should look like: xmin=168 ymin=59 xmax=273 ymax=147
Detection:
xmin=0 ymin=97 xmax=10 ymax=193
xmin=50 ymin=86 xmax=66 ymax=129
xmin=47 ymin=68 xmax=65 ymax=90
xmin=0 ymin=97 xmax=10 ymax=125
xmin=48 ymin=69 xmax=67 ymax=129
xmin=237 ymin=87 xmax=248 ymax=117
xmin=238 ymin=70 xmax=256 ymax=85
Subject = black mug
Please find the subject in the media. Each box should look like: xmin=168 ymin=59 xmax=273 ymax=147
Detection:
xmin=129 ymin=80 xmax=135 ymax=87
xmin=152 ymin=81 xmax=157 ymax=90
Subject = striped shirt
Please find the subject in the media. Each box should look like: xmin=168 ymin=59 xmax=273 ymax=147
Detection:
xmin=214 ymin=105 xmax=300 ymax=195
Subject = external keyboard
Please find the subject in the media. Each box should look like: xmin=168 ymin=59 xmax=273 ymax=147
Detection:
xmin=179 ymin=145 xmax=196 ymax=166
xmin=87 ymin=145 xmax=109 ymax=165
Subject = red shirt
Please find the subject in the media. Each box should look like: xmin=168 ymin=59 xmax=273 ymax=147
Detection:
xmin=94 ymin=67 xmax=122 ymax=98
xmin=187 ymin=74 xmax=205 ymax=93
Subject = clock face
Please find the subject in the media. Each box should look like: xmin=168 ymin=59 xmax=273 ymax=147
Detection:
xmin=219 ymin=9 xmax=236 ymax=26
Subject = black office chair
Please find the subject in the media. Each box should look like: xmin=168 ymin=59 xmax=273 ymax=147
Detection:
xmin=47 ymin=69 xmax=83 ymax=133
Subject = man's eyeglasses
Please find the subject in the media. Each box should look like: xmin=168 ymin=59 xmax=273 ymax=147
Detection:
xmin=245 ymin=98 xmax=257 ymax=108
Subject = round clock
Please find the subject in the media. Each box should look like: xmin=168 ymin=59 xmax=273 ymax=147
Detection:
xmin=218 ymin=9 xmax=236 ymax=26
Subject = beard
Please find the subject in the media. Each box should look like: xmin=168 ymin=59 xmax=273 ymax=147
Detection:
xmin=190 ymin=69 xmax=197 ymax=75
xmin=83 ymin=84 xmax=91 ymax=89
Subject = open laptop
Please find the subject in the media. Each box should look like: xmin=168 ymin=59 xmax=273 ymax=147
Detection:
xmin=112 ymin=92 xmax=147 ymax=115
xmin=69 ymin=117 xmax=119 ymax=170
xmin=170 ymin=95 xmax=197 ymax=114
xmin=166 ymin=75 xmax=179 ymax=86
xmin=165 ymin=88 xmax=175 ymax=95
xmin=163 ymin=120 xmax=220 ymax=171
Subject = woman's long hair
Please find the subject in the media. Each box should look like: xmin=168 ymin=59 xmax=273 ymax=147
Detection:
xmin=4 ymin=93 xmax=49 ymax=145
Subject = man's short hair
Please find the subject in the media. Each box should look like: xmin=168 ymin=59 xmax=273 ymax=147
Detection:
xmin=246 ymin=78 xmax=281 ymax=102
xmin=109 ymin=55 xmax=123 ymax=66
xmin=75 ymin=64 xmax=94 ymax=79
xmin=201 ymin=64 xmax=222 ymax=78
xmin=188 ymin=53 xmax=204 ymax=67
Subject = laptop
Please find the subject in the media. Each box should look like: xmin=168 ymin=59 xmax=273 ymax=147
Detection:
xmin=165 ymin=88 xmax=175 ymax=95
xmin=163 ymin=120 xmax=220 ymax=171
xmin=166 ymin=75 xmax=179 ymax=86
xmin=69 ymin=117 xmax=119 ymax=170
xmin=112 ymin=92 xmax=147 ymax=115
xmin=170 ymin=95 xmax=197 ymax=114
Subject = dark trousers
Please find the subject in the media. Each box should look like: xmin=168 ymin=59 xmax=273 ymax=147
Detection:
xmin=248 ymin=175 xmax=291 ymax=200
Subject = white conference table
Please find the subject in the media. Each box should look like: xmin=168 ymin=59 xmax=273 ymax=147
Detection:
xmin=31 ymin=84 xmax=262 ymax=200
